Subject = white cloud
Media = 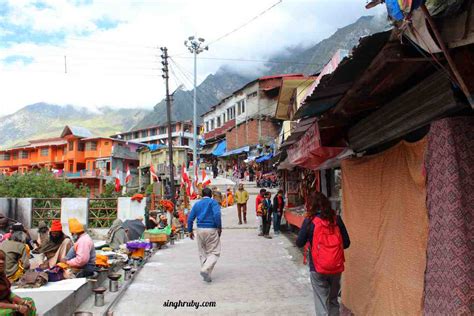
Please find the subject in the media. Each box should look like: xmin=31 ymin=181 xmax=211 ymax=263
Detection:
xmin=0 ymin=0 xmax=385 ymax=116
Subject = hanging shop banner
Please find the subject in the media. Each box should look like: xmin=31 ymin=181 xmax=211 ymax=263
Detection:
xmin=287 ymin=122 xmax=346 ymax=170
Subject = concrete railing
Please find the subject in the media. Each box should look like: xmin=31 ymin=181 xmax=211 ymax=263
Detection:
xmin=0 ymin=197 xmax=146 ymax=230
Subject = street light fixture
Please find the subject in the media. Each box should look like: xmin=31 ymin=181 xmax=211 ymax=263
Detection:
xmin=184 ymin=36 xmax=208 ymax=182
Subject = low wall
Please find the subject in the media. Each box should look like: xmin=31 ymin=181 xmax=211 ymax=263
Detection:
xmin=0 ymin=197 xmax=146 ymax=230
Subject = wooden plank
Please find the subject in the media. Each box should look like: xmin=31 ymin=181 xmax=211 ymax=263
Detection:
xmin=348 ymin=71 xmax=464 ymax=152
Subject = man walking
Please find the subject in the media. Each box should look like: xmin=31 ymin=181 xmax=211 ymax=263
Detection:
xmin=235 ymin=183 xmax=249 ymax=225
xmin=188 ymin=187 xmax=222 ymax=283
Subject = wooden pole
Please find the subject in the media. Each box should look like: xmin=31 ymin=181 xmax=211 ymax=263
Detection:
xmin=421 ymin=4 xmax=474 ymax=108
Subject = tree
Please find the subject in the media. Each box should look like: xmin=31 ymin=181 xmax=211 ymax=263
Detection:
xmin=0 ymin=170 xmax=88 ymax=198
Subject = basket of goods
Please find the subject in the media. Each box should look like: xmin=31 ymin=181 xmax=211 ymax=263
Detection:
xmin=143 ymin=226 xmax=172 ymax=243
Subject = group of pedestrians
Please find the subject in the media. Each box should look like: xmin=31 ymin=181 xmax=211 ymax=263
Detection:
xmin=255 ymin=188 xmax=285 ymax=238
xmin=187 ymin=183 xmax=350 ymax=316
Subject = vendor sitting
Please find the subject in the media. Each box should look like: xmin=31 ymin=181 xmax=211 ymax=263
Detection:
xmin=0 ymin=229 xmax=30 ymax=282
xmin=221 ymin=187 xmax=234 ymax=207
xmin=147 ymin=211 xmax=159 ymax=229
xmin=106 ymin=219 xmax=129 ymax=250
xmin=0 ymin=215 xmax=10 ymax=242
xmin=0 ymin=250 xmax=36 ymax=315
xmin=61 ymin=218 xmax=96 ymax=278
xmin=157 ymin=215 xmax=168 ymax=229
xmin=34 ymin=220 xmax=72 ymax=269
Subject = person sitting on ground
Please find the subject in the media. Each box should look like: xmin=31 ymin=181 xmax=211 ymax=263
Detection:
xmin=0 ymin=215 xmax=9 ymax=235
xmin=34 ymin=221 xmax=49 ymax=249
xmin=221 ymin=187 xmax=234 ymax=207
xmin=147 ymin=211 xmax=159 ymax=230
xmin=296 ymin=191 xmax=350 ymax=316
xmin=61 ymin=218 xmax=96 ymax=278
xmin=157 ymin=215 xmax=168 ymax=229
xmin=0 ymin=230 xmax=30 ymax=282
xmin=0 ymin=250 xmax=36 ymax=315
xmin=34 ymin=220 xmax=73 ymax=269
xmin=106 ymin=219 xmax=128 ymax=250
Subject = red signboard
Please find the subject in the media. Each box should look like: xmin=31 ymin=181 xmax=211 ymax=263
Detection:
xmin=287 ymin=121 xmax=345 ymax=170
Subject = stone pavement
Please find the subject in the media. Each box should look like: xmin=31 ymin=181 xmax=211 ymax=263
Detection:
xmin=113 ymin=193 xmax=314 ymax=315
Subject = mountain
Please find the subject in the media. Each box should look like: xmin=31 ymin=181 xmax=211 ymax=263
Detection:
xmin=133 ymin=15 xmax=388 ymax=130
xmin=135 ymin=67 xmax=253 ymax=128
xmin=265 ymin=15 xmax=390 ymax=75
xmin=0 ymin=103 xmax=149 ymax=148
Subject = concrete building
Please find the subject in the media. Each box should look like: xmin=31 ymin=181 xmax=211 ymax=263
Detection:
xmin=201 ymin=74 xmax=304 ymax=155
xmin=111 ymin=121 xmax=194 ymax=149
xmin=0 ymin=126 xmax=142 ymax=196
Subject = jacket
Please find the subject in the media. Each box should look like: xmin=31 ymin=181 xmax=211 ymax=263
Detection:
xmin=296 ymin=214 xmax=350 ymax=272
xmin=255 ymin=194 xmax=265 ymax=214
xmin=66 ymin=233 xmax=96 ymax=270
xmin=0 ymin=240 xmax=30 ymax=277
xmin=273 ymin=195 xmax=285 ymax=214
xmin=235 ymin=189 xmax=249 ymax=204
xmin=187 ymin=197 xmax=222 ymax=233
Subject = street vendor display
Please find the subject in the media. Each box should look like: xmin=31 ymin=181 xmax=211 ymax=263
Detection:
xmin=126 ymin=240 xmax=152 ymax=259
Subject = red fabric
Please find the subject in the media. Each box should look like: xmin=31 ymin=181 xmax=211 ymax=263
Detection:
xmin=131 ymin=194 xmax=144 ymax=202
xmin=284 ymin=211 xmax=305 ymax=228
xmin=50 ymin=220 xmax=62 ymax=232
xmin=255 ymin=195 xmax=264 ymax=214
xmin=311 ymin=216 xmax=345 ymax=274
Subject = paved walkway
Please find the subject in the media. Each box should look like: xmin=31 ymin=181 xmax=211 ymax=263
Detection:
xmin=113 ymin=194 xmax=314 ymax=315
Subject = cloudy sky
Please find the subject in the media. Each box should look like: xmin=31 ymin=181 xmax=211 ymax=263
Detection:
xmin=0 ymin=0 xmax=384 ymax=116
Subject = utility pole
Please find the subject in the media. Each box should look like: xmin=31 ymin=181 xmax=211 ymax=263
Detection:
xmin=161 ymin=47 xmax=176 ymax=210
xmin=184 ymin=37 xmax=208 ymax=183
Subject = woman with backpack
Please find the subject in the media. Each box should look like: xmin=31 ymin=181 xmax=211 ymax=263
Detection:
xmin=296 ymin=191 xmax=350 ymax=316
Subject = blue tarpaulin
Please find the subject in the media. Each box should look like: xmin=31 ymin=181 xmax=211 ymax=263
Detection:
xmin=221 ymin=146 xmax=250 ymax=157
xmin=256 ymin=153 xmax=273 ymax=163
xmin=212 ymin=140 xmax=226 ymax=157
xmin=147 ymin=144 xmax=166 ymax=151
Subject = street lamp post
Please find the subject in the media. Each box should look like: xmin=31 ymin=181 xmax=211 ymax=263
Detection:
xmin=184 ymin=36 xmax=208 ymax=182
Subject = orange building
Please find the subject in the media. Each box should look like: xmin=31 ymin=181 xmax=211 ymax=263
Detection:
xmin=0 ymin=126 xmax=143 ymax=196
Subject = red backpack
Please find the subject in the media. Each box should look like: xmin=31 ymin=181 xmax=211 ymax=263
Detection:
xmin=311 ymin=216 xmax=345 ymax=274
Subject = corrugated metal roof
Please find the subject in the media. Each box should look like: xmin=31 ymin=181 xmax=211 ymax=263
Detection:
xmin=61 ymin=125 xmax=94 ymax=138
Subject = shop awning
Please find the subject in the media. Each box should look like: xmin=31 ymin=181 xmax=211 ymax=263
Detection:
xmin=212 ymin=140 xmax=226 ymax=157
xmin=221 ymin=146 xmax=250 ymax=157
xmin=256 ymin=153 xmax=273 ymax=163
xmin=287 ymin=121 xmax=346 ymax=170
xmin=200 ymin=142 xmax=218 ymax=155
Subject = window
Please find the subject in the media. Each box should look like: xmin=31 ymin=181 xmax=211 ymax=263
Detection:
xmin=78 ymin=143 xmax=85 ymax=151
xmin=104 ymin=141 xmax=109 ymax=145
xmin=182 ymin=138 xmax=189 ymax=146
xmin=85 ymin=141 xmax=98 ymax=151
xmin=141 ymin=130 xmax=148 ymax=138
xmin=227 ymin=106 xmax=236 ymax=120
xmin=20 ymin=151 xmax=28 ymax=159
xmin=247 ymin=91 xmax=258 ymax=98
xmin=223 ymin=113 xmax=226 ymax=123
xmin=12 ymin=152 xmax=18 ymax=160
xmin=133 ymin=132 xmax=139 ymax=139
xmin=150 ymin=129 xmax=157 ymax=136
xmin=68 ymin=141 xmax=74 ymax=151
xmin=205 ymin=122 xmax=209 ymax=132
xmin=237 ymin=100 xmax=246 ymax=115
xmin=171 ymin=124 xmax=177 ymax=132
xmin=217 ymin=116 xmax=221 ymax=127
xmin=0 ymin=153 xmax=10 ymax=161
xmin=40 ymin=148 xmax=49 ymax=157
xmin=159 ymin=126 xmax=166 ymax=134
xmin=210 ymin=119 xmax=215 ymax=130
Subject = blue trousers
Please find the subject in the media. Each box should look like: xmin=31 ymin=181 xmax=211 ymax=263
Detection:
xmin=273 ymin=212 xmax=282 ymax=233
